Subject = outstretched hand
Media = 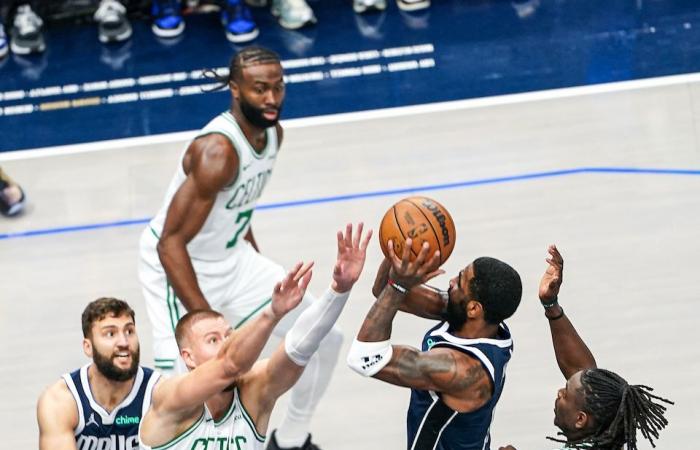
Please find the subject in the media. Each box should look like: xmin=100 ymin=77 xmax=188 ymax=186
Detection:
xmin=539 ymin=244 xmax=563 ymax=303
xmin=332 ymin=223 xmax=373 ymax=293
xmin=271 ymin=261 xmax=314 ymax=319
xmin=387 ymin=238 xmax=444 ymax=290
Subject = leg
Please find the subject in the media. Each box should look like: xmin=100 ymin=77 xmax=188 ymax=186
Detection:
xmin=138 ymin=228 xmax=183 ymax=375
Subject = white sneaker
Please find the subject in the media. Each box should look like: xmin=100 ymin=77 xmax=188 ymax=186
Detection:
xmin=10 ymin=5 xmax=45 ymax=55
xmin=271 ymin=0 xmax=317 ymax=30
xmin=396 ymin=0 xmax=429 ymax=11
xmin=353 ymin=0 xmax=386 ymax=14
xmin=94 ymin=0 xmax=132 ymax=43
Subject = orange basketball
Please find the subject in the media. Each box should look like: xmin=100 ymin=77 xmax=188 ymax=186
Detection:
xmin=379 ymin=196 xmax=456 ymax=266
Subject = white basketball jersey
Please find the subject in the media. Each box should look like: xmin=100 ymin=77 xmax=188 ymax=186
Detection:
xmin=149 ymin=111 xmax=279 ymax=261
xmin=139 ymin=388 xmax=266 ymax=450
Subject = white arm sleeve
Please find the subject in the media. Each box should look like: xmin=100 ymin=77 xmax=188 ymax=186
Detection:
xmin=347 ymin=338 xmax=393 ymax=377
xmin=284 ymin=287 xmax=350 ymax=366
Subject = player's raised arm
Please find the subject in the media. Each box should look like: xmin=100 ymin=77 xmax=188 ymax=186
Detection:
xmin=240 ymin=224 xmax=372 ymax=423
xmin=539 ymin=245 xmax=596 ymax=379
xmin=146 ymin=261 xmax=312 ymax=418
xmin=157 ymin=134 xmax=240 ymax=311
xmin=37 ymin=381 xmax=79 ymax=450
xmin=372 ymin=257 xmax=447 ymax=320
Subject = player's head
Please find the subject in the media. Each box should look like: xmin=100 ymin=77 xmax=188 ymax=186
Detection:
xmin=81 ymin=298 xmax=139 ymax=382
xmin=443 ymin=257 xmax=522 ymax=329
xmin=227 ymin=46 xmax=284 ymax=129
xmin=175 ymin=310 xmax=232 ymax=370
xmin=550 ymin=368 xmax=673 ymax=450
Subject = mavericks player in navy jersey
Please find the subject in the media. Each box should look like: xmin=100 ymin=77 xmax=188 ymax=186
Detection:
xmin=37 ymin=298 xmax=160 ymax=450
xmin=348 ymin=240 xmax=522 ymax=450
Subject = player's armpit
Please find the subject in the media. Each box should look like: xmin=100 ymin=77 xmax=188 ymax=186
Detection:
xmin=37 ymin=381 xmax=79 ymax=450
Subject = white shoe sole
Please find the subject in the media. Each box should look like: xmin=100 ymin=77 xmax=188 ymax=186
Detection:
xmin=152 ymin=21 xmax=185 ymax=38
xmin=99 ymin=26 xmax=133 ymax=44
xmin=226 ymin=27 xmax=260 ymax=43
xmin=353 ymin=0 xmax=387 ymax=13
xmin=10 ymin=40 xmax=45 ymax=55
xmin=396 ymin=0 xmax=429 ymax=10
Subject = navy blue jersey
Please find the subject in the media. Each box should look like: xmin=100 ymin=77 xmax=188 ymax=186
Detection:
xmin=406 ymin=322 xmax=513 ymax=450
xmin=62 ymin=364 xmax=160 ymax=450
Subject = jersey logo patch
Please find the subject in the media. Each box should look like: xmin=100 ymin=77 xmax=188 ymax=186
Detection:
xmin=86 ymin=412 xmax=99 ymax=428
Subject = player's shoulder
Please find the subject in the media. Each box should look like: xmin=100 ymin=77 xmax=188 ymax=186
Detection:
xmin=37 ymin=378 xmax=79 ymax=426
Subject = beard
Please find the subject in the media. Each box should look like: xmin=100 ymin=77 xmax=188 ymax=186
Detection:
xmin=239 ymin=94 xmax=283 ymax=129
xmin=93 ymin=346 xmax=140 ymax=382
xmin=442 ymin=289 xmax=468 ymax=331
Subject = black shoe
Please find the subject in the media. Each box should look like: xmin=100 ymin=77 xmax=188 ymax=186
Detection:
xmin=0 ymin=168 xmax=26 ymax=217
xmin=267 ymin=431 xmax=320 ymax=450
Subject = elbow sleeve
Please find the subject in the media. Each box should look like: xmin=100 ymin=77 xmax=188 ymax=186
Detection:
xmin=346 ymin=338 xmax=393 ymax=377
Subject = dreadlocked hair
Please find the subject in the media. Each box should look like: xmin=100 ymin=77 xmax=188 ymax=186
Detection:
xmin=201 ymin=46 xmax=281 ymax=92
xmin=547 ymin=368 xmax=674 ymax=450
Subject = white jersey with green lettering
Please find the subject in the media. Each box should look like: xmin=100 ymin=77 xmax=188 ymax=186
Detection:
xmin=148 ymin=111 xmax=279 ymax=261
xmin=139 ymin=388 xmax=266 ymax=450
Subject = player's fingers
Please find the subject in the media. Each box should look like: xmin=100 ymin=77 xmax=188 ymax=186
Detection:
xmin=299 ymin=269 xmax=313 ymax=291
xmin=413 ymin=242 xmax=431 ymax=267
xmin=388 ymin=240 xmax=402 ymax=267
xmin=422 ymin=250 xmax=441 ymax=274
xmin=273 ymin=281 xmax=283 ymax=294
xmin=337 ymin=230 xmax=344 ymax=253
xmin=294 ymin=261 xmax=314 ymax=282
xmin=360 ymin=228 xmax=373 ymax=251
xmin=353 ymin=222 xmax=363 ymax=248
xmin=345 ymin=223 xmax=353 ymax=248
xmin=401 ymin=238 xmax=412 ymax=269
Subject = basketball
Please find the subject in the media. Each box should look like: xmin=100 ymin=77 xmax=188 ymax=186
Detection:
xmin=379 ymin=196 xmax=456 ymax=266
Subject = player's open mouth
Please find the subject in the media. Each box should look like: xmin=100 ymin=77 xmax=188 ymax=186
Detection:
xmin=263 ymin=110 xmax=278 ymax=120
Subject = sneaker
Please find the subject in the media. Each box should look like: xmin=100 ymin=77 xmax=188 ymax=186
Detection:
xmin=267 ymin=431 xmax=320 ymax=450
xmin=152 ymin=0 xmax=185 ymax=38
xmin=353 ymin=0 xmax=386 ymax=14
xmin=222 ymin=0 xmax=259 ymax=43
xmin=0 ymin=24 xmax=8 ymax=59
xmin=0 ymin=168 xmax=26 ymax=217
xmin=10 ymin=4 xmax=45 ymax=55
xmin=271 ymin=0 xmax=316 ymax=30
xmin=396 ymin=0 xmax=429 ymax=11
xmin=94 ymin=0 xmax=132 ymax=43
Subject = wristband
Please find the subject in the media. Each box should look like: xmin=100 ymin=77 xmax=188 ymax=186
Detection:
xmin=547 ymin=306 xmax=565 ymax=321
xmin=541 ymin=297 xmax=558 ymax=309
xmin=387 ymin=278 xmax=408 ymax=295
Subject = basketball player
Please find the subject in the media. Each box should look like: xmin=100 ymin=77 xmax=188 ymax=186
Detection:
xmin=497 ymin=245 xmax=673 ymax=450
xmin=138 ymin=46 xmax=341 ymax=449
xmin=37 ymin=298 xmax=160 ymax=450
xmin=348 ymin=240 xmax=522 ymax=450
xmin=139 ymin=224 xmax=371 ymax=450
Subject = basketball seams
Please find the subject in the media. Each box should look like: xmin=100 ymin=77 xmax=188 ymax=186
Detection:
xmin=404 ymin=198 xmax=445 ymax=263
xmin=393 ymin=203 xmax=418 ymax=257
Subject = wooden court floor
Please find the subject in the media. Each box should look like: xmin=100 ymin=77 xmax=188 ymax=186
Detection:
xmin=1 ymin=80 xmax=699 ymax=449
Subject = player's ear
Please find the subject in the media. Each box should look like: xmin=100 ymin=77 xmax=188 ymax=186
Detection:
xmin=230 ymin=80 xmax=240 ymax=100
xmin=466 ymin=300 xmax=483 ymax=319
xmin=180 ymin=348 xmax=196 ymax=369
xmin=83 ymin=338 xmax=93 ymax=358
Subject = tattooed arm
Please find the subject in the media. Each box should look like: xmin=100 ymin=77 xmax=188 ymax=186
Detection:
xmin=355 ymin=283 xmax=492 ymax=412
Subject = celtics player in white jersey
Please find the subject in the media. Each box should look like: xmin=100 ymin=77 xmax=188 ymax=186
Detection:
xmin=139 ymin=224 xmax=372 ymax=450
xmin=138 ymin=46 xmax=342 ymax=450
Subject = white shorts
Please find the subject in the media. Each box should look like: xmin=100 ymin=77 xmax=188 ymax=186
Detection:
xmin=138 ymin=226 xmax=314 ymax=371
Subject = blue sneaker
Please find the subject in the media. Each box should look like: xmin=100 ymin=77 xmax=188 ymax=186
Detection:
xmin=152 ymin=0 xmax=185 ymax=38
xmin=222 ymin=0 xmax=259 ymax=43
xmin=0 ymin=24 xmax=8 ymax=59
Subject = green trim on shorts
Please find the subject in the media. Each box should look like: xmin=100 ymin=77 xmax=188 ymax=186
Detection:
xmin=149 ymin=226 xmax=161 ymax=240
xmin=166 ymin=281 xmax=178 ymax=332
xmin=234 ymin=298 xmax=272 ymax=329
xmin=152 ymin=410 xmax=205 ymax=450
xmin=236 ymin=388 xmax=266 ymax=442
